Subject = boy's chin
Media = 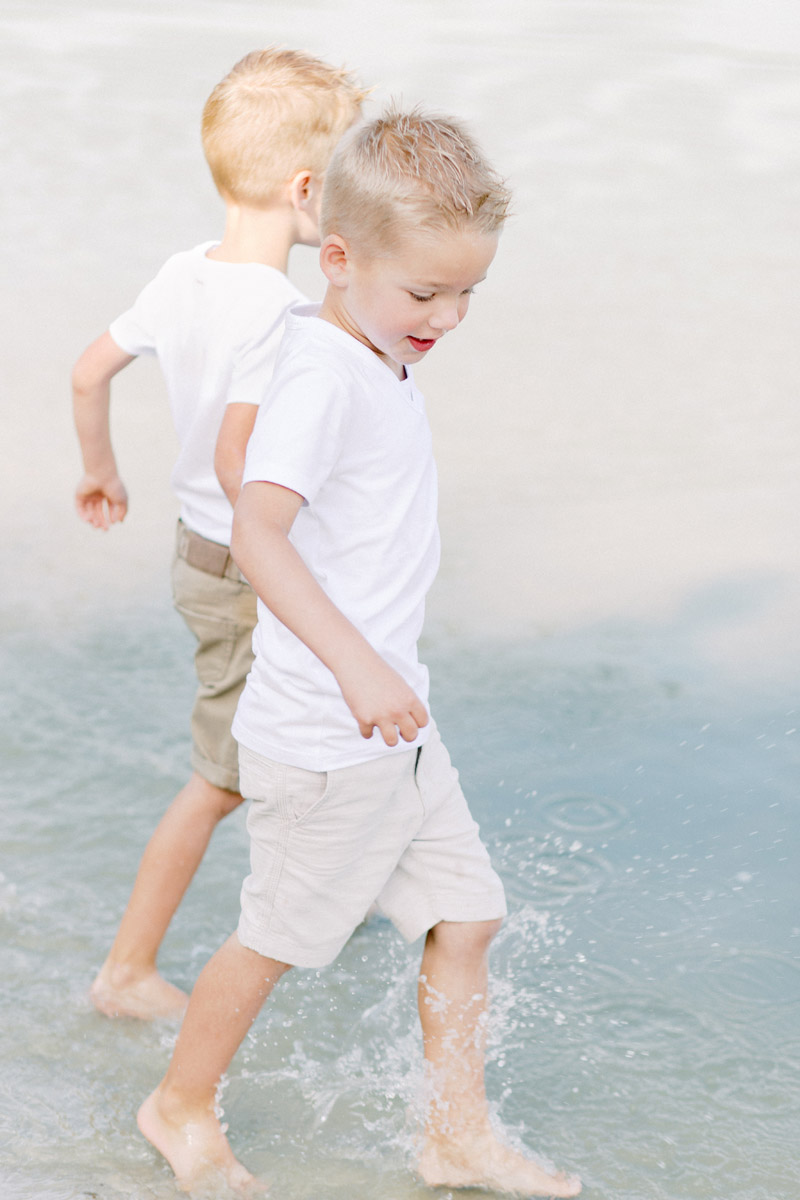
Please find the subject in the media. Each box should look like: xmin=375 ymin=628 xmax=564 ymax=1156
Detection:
xmin=397 ymin=344 xmax=430 ymax=362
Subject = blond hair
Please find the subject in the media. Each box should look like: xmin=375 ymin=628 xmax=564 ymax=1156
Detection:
xmin=321 ymin=105 xmax=511 ymax=254
xmin=202 ymin=47 xmax=368 ymax=206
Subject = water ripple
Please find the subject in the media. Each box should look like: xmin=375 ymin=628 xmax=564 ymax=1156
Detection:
xmin=538 ymin=793 xmax=628 ymax=834
xmin=698 ymin=1048 xmax=800 ymax=1117
xmin=690 ymin=948 xmax=800 ymax=1008
xmin=496 ymin=832 xmax=615 ymax=905
xmin=583 ymin=993 xmax=708 ymax=1052
xmin=585 ymin=890 xmax=699 ymax=944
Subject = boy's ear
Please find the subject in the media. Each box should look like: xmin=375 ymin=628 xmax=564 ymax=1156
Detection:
xmin=287 ymin=169 xmax=317 ymax=213
xmin=319 ymin=234 xmax=351 ymax=287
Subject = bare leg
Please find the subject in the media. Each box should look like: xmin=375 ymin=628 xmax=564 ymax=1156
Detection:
xmin=138 ymin=932 xmax=290 ymax=1192
xmin=91 ymin=773 xmax=244 ymax=1019
xmin=417 ymin=920 xmax=581 ymax=1197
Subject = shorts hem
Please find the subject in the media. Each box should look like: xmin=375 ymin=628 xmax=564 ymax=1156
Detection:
xmin=191 ymin=749 xmax=240 ymax=793
xmin=237 ymin=919 xmax=346 ymax=969
xmin=395 ymin=897 xmax=508 ymax=945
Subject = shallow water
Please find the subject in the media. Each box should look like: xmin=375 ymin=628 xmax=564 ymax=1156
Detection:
xmin=3 ymin=619 xmax=798 ymax=1198
xmin=1 ymin=1 xmax=799 ymax=1198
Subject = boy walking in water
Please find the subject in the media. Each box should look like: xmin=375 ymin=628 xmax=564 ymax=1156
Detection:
xmin=138 ymin=108 xmax=581 ymax=1197
xmin=71 ymin=48 xmax=366 ymax=1019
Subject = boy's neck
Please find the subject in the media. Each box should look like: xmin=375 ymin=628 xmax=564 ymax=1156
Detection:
xmin=207 ymin=202 xmax=298 ymax=273
xmin=318 ymin=289 xmax=405 ymax=380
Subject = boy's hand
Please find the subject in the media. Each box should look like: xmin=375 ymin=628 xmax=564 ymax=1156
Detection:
xmin=72 ymin=331 xmax=136 ymax=529
xmin=75 ymin=473 xmax=129 ymax=530
xmin=338 ymin=656 xmax=429 ymax=746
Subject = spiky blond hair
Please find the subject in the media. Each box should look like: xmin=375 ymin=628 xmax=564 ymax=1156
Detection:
xmin=202 ymin=47 xmax=368 ymax=206
xmin=321 ymin=105 xmax=511 ymax=253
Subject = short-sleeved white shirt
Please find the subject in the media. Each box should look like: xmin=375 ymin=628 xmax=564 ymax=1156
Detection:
xmin=109 ymin=242 xmax=305 ymax=546
xmin=232 ymin=303 xmax=441 ymax=771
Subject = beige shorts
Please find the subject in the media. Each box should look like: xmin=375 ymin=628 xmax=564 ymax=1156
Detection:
xmin=171 ymin=523 xmax=258 ymax=792
xmin=237 ymin=724 xmax=507 ymax=967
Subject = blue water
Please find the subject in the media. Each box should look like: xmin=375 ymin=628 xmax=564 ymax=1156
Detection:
xmin=2 ymin=0 xmax=800 ymax=1196
xmin=2 ymin=609 xmax=798 ymax=1198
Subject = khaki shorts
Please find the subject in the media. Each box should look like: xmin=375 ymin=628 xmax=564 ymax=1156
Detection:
xmin=171 ymin=523 xmax=258 ymax=792
xmin=237 ymin=724 xmax=507 ymax=967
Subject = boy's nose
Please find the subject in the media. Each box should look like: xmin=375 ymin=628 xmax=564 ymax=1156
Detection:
xmin=430 ymin=301 xmax=463 ymax=331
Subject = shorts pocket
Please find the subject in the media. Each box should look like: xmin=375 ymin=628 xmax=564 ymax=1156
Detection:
xmin=178 ymin=607 xmax=238 ymax=689
xmin=239 ymin=749 xmax=331 ymax=826
xmin=281 ymin=766 xmax=330 ymax=825
xmin=171 ymin=555 xmax=239 ymax=687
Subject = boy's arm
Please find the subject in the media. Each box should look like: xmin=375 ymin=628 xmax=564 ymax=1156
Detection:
xmin=214 ymin=403 xmax=259 ymax=508
xmin=72 ymin=331 xmax=136 ymax=530
xmin=231 ymin=480 xmax=429 ymax=747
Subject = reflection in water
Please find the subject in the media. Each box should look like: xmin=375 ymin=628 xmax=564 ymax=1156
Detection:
xmin=1 ymin=1 xmax=799 ymax=1198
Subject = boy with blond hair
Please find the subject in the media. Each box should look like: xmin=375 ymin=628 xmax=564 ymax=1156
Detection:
xmin=72 ymin=47 xmax=366 ymax=1020
xmin=138 ymin=106 xmax=581 ymax=1197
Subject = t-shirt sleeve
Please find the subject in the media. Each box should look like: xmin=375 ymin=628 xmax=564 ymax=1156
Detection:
xmin=108 ymin=272 xmax=164 ymax=356
xmin=242 ymin=363 xmax=352 ymax=504
xmin=225 ymin=311 xmax=292 ymax=408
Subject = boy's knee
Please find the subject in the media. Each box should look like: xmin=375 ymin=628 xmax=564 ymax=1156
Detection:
xmin=215 ymin=789 xmax=245 ymax=819
xmin=429 ymin=917 xmax=502 ymax=958
xmin=469 ymin=917 xmax=503 ymax=955
xmin=185 ymin=772 xmax=245 ymax=819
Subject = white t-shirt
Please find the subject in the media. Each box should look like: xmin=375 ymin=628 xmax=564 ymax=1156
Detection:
xmin=232 ymin=304 xmax=441 ymax=771
xmin=109 ymin=242 xmax=305 ymax=546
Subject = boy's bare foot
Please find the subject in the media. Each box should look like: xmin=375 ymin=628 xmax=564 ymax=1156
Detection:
xmin=419 ymin=1126 xmax=581 ymax=1197
xmin=90 ymin=961 xmax=189 ymax=1020
xmin=138 ymin=1087 xmax=266 ymax=1194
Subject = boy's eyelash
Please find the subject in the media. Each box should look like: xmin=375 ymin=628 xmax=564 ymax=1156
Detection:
xmin=409 ymin=288 xmax=476 ymax=302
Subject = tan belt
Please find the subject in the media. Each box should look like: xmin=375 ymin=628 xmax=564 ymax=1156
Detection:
xmin=176 ymin=522 xmax=244 ymax=581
